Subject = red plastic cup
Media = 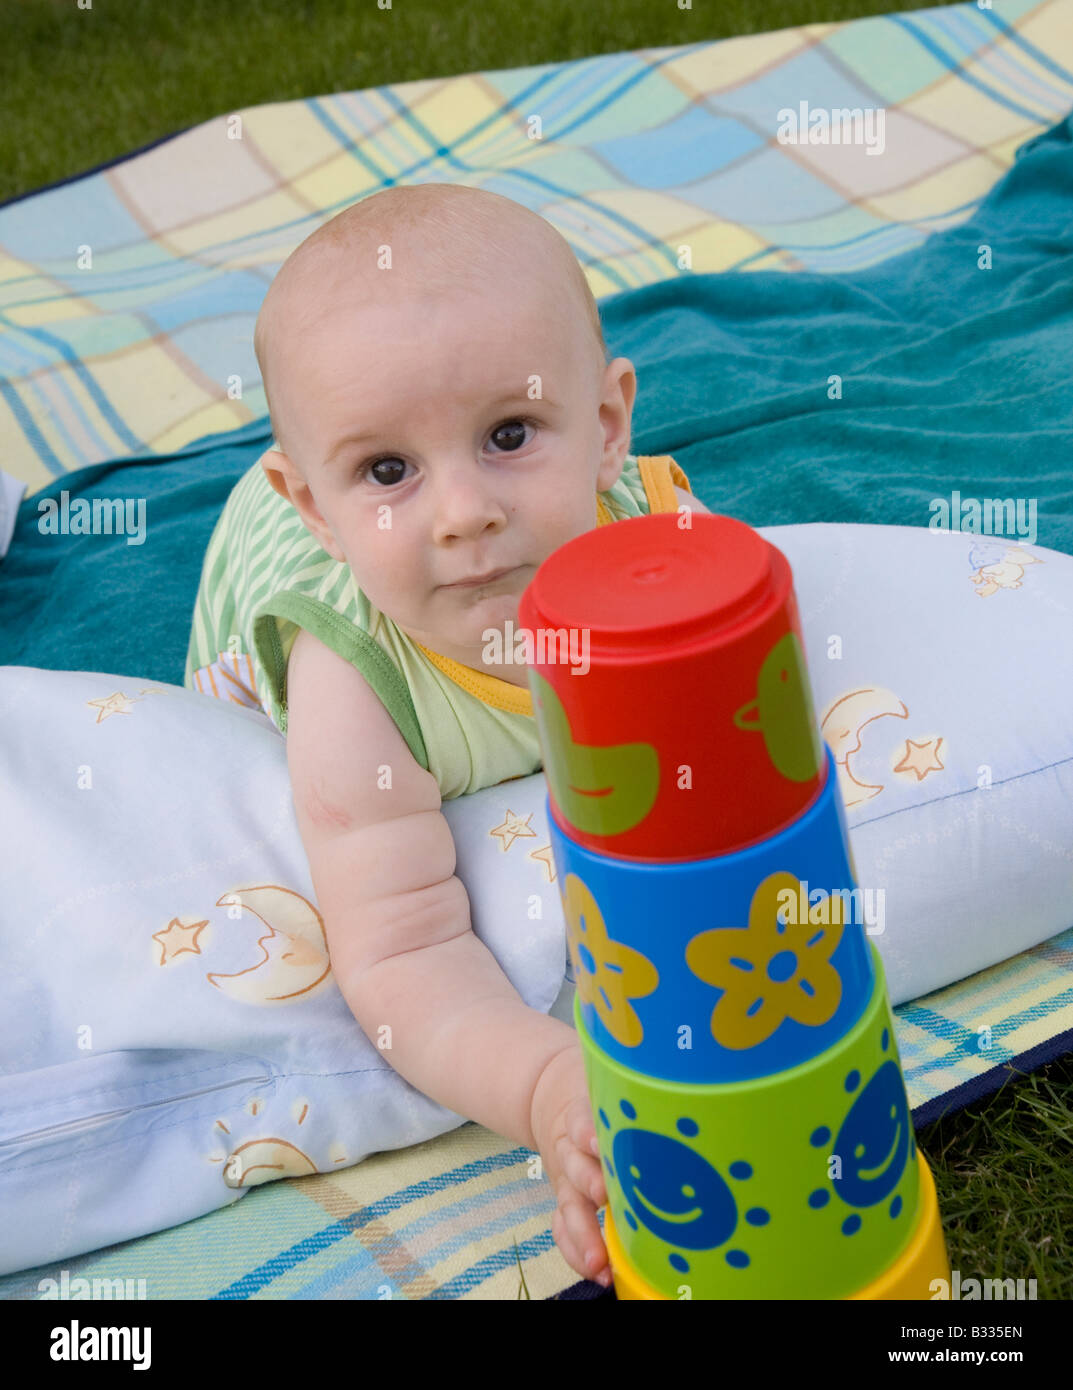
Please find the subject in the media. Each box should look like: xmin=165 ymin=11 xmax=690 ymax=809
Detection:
xmin=517 ymin=511 xmax=825 ymax=861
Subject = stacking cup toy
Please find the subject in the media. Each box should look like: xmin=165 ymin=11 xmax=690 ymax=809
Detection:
xmin=518 ymin=509 xmax=950 ymax=1299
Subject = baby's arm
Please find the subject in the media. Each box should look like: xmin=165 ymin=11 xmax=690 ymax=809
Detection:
xmin=284 ymin=627 xmax=608 ymax=1277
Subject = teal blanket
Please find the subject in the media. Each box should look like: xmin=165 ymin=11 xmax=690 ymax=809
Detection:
xmin=2 ymin=111 xmax=1070 ymax=682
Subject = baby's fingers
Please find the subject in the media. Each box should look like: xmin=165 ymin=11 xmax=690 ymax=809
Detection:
xmin=565 ymin=1094 xmax=600 ymax=1156
xmin=555 ymin=1130 xmax=607 ymax=1207
xmin=553 ymin=1182 xmax=610 ymax=1285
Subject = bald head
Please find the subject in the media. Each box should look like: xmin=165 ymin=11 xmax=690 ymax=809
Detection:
xmin=254 ymin=184 xmax=609 ymax=464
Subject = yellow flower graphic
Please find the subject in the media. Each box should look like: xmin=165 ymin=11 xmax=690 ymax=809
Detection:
xmin=562 ymin=873 xmax=658 ymax=1047
xmin=685 ymin=871 xmax=843 ymax=1050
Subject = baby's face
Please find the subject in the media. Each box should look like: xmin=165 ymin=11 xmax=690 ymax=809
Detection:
xmin=270 ymin=266 xmax=631 ymax=677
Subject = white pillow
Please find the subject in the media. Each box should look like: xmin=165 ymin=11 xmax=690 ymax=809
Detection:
xmin=0 ymin=521 xmax=1069 ymax=1275
xmin=0 ymin=668 xmax=564 ymax=1276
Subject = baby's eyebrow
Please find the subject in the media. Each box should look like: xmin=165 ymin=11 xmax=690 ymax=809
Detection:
xmin=486 ymin=388 xmax=561 ymax=410
xmin=323 ymin=430 xmax=380 ymax=468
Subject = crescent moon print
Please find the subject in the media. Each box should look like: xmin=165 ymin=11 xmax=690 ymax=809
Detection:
xmin=821 ymin=688 xmax=909 ymax=809
xmin=207 ymin=884 xmax=332 ymax=1003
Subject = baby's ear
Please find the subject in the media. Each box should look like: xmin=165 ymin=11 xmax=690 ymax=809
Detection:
xmin=260 ymin=448 xmax=294 ymax=502
xmin=259 ymin=449 xmax=346 ymax=564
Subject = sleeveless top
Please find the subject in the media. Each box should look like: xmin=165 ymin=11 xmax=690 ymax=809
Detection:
xmin=184 ymin=451 xmax=693 ymax=800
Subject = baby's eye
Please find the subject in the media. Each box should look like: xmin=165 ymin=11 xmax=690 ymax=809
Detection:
xmin=360 ymin=456 xmax=408 ymax=487
xmin=489 ymin=419 xmax=534 ymax=452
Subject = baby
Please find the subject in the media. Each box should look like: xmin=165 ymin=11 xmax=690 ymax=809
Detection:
xmin=185 ymin=182 xmax=706 ymax=1288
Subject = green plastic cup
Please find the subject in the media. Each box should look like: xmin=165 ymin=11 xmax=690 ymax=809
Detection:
xmin=579 ymin=944 xmax=922 ymax=1299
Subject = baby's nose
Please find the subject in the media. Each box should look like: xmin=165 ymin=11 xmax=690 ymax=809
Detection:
xmin=432 ymin=467 xmax=506 ymax=539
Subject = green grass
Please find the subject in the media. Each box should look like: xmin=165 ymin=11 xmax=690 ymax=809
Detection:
xmin=923 ymin=1053 xmax=1073 ymax=1298
xmin=2 ymin=0 xmax=959 ymax=205
xmin=5 ymin=0 xmax=1072 ymax=1299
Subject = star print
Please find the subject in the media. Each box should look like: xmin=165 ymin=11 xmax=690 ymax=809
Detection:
xmin=528 ymin=845 xmax=557 ymax=883
xmin=87 ymin=691 xmax=138 ymax=722
xmin=152 ymin=916 xmax=209 ymax=965
xmin=894 ymin=737 xmax=945 ymax=781
xmin=490 ymin=810 xmax=537 ymax=851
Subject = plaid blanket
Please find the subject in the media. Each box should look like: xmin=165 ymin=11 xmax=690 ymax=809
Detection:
xmin=1 ymin=0 xmax=1072 ymax=1299
xmin=3 ymin=0 xmax=1072 ymax=496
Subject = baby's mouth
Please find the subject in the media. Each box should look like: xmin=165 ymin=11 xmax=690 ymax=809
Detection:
xmin=447 ymin=567 xmax=518 ymax=588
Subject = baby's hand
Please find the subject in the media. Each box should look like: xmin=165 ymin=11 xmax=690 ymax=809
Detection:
xmin=530 ymin=1045 xmax=612 ymax=1288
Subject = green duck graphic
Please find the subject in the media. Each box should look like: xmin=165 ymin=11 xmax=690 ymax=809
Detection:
xmin=530 ymin=670 xmax=659 ymax=836
xmin=733 ymin=632 xmax=823 ymax=782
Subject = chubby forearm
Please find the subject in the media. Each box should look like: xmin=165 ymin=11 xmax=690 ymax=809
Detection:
xmin=334 ymin=879 xmax=576 ymax=1149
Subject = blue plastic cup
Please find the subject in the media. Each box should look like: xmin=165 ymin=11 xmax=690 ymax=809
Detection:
xmin=550 ymin=746 xmax=874 ymax=1083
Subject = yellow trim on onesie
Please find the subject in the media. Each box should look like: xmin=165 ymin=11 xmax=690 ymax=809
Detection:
xmin=637 ymin=454 xmax=692 ymax=514
xmin=419 ymin=643 xmax=534 ymax=715
xmin=415 ymin=455 xmax=689 ymax=713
